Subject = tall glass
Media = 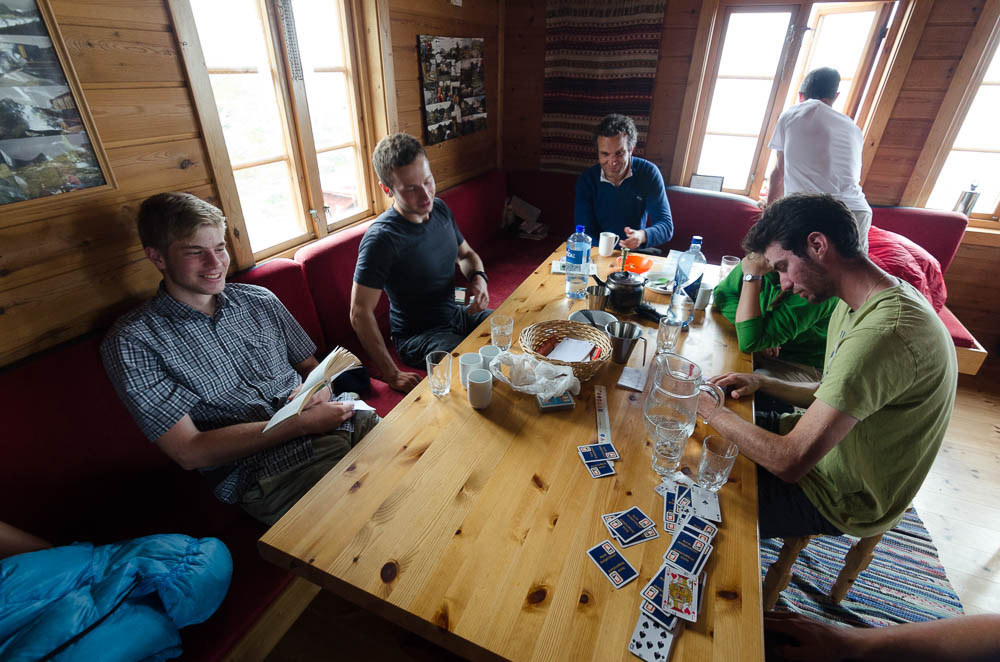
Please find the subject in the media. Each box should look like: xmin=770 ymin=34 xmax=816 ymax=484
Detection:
xmin=697 ymin=435 xmax=739 ymax=492
xmin=425 ymin=350 xmax=451 ymax=397
xmin=644 ymin=386 xmax=692 ymax=479
xmin=719 ymin=255 xmax=740 ymax=282
xmin=491 ymin=314 xmax=514 ymax=351
xmin=656 ymin=316 xmax=682 ymax=354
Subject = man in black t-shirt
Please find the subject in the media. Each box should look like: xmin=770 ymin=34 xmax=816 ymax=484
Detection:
xmin=350 ymin=134 xmax=492 ymax=393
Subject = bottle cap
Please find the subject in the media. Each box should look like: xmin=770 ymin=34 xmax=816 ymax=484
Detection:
xmin=575 ymin=225 xmax=585 ymax=233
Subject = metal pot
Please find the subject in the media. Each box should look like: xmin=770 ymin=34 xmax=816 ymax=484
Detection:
xmin=593 ymin=270 xmax=647 ymax=314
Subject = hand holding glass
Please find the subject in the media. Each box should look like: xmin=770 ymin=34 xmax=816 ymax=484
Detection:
xmin=490 ymin=314 xmax=514 ymax=351
xmin=697 ymin=435 xmax=738 ymax=492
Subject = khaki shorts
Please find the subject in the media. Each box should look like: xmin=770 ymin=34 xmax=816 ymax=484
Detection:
xmin=240 ymin=410 xmax=380 ymax=525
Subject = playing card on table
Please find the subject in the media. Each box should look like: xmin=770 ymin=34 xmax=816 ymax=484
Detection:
xmin=640 ymin=564 xmax=669 ymax=605
xmin=674 ymin=485 xmax=693 ymax=518
xmin=662 ymin=486 xmax=679 ymax=526
xmin=607 ymin=506 xmax=655 ymax=543
xmin=654 ymin=481 xmax=675 ymax=498
xmin=662 ymin=529 xmax=707 ymax=574
xmin=692 ymin=542 xmax=714 ymax=576
xmin=638 ymin=596 xmax=680 ymax=631
xmin=661 ymin=569 xmax=700 ymax=623
xmin=620 ymin=526 xmax=659 ymax=547
xmin=578 ymin=442 xmax=620 ymax=463
xmin=587 ymin=460 xmax=616 ymax=478
xmin=586 ymin=540 xmax=638 ymax=588
xmin=690 ymin=484 xmax=722 ymax=522
xmin=679 ymin=514 xmax=718 ymax=541
xmin=602 ymin=511 xmax=624 ymax=539
xmin=628 ymin=612 xmax=678 ymax=662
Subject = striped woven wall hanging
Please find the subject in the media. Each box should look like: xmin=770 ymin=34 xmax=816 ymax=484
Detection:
xmin=541 ymin=0 xmax=667 ymax=173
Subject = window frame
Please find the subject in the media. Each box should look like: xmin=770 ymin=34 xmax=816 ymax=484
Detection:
xmin=681 ymin=0 xmax=899 ymax=198
xmin=169 ymin=0 xmax=389 ymax=269
xmin=902 ymin=10 xmax=1000 ymax=226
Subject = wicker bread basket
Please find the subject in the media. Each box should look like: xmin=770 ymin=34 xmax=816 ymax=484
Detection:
xmin=518 ymin=320 xmax=612 ymax=381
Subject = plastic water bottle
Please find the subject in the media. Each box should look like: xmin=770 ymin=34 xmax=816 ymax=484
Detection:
xmin=667 ymin=235 xmax=706 ymax=326
xmin=565 ymin=224 xmax=591 ymax=299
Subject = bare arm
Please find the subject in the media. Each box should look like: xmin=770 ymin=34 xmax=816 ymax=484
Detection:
xmin=710 ymin=371 xmax=818 ymax=409
xmin=349 ymin=281 xmax=420 ymax=393
xmin=154 ymin=392 xmax=355 ymax=471
xmin=698 ymin=385 xmax=857 ymax=482
xmin=734 ymin=253 xmax=772 ymax=324
xmin=0 ymin=521 xmax=51 ymax=560
xmin=766 ymin=612 xmax=1000 ymax=662
xmin=768 ymin=152 xmax=784 ymax=204
xmin=456 ymin=240 xmax=490 ymax=313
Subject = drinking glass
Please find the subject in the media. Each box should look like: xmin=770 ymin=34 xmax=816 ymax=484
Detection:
xmin=719 ymin=255 xmax=740 ymax=282
xmin=656 ymin=316 xmax=682 ymax=354
xmin=490 ymin=314 xmax=514 ymax=351
xmin=425 ymin=350 xmax=451 ymax=397
xmin=697 ymin=435 xmax=739 ymax=492
xmin=645 ymin=401 xmax=689 ymax=479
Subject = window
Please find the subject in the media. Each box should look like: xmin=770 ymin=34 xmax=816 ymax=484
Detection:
xmin=925 ymin=45 xmax=1000 ymax=222
xmin=189 ymin=0 xmax=372 ymax=257
xmin=687 ymin=1 xmax=898 ymax=198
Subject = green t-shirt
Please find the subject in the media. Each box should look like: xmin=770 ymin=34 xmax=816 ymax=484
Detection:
xmin=712 ymin=265 xmax=838 ymax=368
xmin=797 ymin=280 xmax=957 ymax=537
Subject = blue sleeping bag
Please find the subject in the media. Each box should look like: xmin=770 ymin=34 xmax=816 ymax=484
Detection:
xmin=0 ymin=534 xmax=232 ymax=661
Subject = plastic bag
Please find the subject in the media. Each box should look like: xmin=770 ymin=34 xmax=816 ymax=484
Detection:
xmin=488 ymin=351 xmax=580 ymax=400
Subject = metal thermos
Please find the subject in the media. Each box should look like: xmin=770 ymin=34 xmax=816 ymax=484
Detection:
xmin=953 ymin=183 xmax=980 ymax=216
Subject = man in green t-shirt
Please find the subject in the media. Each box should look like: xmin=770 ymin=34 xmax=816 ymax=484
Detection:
xmin=700 ymin=194 xmax=957 ymax=539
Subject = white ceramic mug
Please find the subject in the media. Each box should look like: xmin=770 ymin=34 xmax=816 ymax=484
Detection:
xmin=459 ymin=353 xmax=482 ymax=388
xmin=694 ymin=281 xmax=713 ymax=310
xmin=479 ymin=344 xmax=501 ymax=372
xmin=598 ymin=232 xmax=619 ymax=257
xmin=467 ymin=369 xmax=492 ymax=409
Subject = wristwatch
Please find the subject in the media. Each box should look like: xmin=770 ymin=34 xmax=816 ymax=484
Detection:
xmin=743 ymin=273 xmax=764 ymax=282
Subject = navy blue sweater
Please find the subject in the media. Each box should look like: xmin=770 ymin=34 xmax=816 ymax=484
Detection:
xmin=573 ymin=157 xmax=673 ymax=247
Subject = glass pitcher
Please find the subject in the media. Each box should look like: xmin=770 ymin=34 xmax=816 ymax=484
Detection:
xmin=642 ymin=353 xmax=725 ymax=478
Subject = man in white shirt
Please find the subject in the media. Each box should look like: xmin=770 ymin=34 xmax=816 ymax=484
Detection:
xmin=767 ymin=67 xmax=872 ymax=251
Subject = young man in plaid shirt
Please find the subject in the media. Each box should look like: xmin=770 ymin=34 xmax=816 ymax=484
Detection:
xmin=101 ymin=193 xmax=378 ymax=525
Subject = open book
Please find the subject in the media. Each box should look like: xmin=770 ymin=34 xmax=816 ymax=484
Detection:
xmin=263 ymin=346 xmax=361 ymax=433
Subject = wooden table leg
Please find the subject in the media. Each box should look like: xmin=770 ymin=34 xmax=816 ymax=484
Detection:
xmin=762 ymin=536 xmax=812 ymax=610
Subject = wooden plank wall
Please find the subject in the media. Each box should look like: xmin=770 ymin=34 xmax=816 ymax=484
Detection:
xmin=864 ymin=0 xmax=985 ymax=205
xmin=0 ymin=0 xmax=220 ymax=368
xmin=389 ymin=0 xmax=500 ymax=191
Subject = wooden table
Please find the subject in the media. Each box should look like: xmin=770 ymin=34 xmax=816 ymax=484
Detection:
xmin=259 ymin=247 xmax=762 ymax=661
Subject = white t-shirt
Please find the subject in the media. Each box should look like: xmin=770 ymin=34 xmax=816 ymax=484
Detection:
xmin=769 ymin=99 xmax=871 ymax=214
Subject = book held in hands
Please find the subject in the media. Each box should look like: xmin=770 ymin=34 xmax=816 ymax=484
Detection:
xmin=263 ymin=347 xmax=360 ymax=432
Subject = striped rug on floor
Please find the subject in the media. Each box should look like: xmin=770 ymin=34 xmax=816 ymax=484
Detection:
xmin=541 ymin=0 xmax=667 ymax=173
xmin=760 ymin=508 xmax=964 ymax=627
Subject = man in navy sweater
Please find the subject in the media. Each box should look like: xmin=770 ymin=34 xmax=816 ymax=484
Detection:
xmin=574 ymin=114 xmax=673 ymax=250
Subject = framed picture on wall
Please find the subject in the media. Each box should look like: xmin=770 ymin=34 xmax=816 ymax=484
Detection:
xmin=0 ymin=0 xmax=114 ymax=206
xmin=417 ymin=35 xmax=486 ymax=145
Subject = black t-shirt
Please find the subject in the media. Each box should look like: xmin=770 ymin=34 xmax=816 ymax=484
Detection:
xmin=354 ymin=199 xmax=465 ymax=338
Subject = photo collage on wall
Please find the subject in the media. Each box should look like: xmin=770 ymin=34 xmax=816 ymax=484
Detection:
xmin=0 ymin=0 xmax=105 ymax=205
xmin=417 ymin=35 xmax=486 ymax=145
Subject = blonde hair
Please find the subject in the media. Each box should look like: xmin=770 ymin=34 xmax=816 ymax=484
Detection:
xmin=137 ymin=192 xmax=226 ymax=253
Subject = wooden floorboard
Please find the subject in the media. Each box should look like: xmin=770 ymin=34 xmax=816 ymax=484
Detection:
xmin=265 ymin=363 xmax=1000 ymax=657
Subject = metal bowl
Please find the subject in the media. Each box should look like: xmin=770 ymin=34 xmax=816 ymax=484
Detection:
xmin=568 ymin=309 xmax=618 ymax=329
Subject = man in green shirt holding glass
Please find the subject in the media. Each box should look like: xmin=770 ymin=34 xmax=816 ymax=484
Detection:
xmin=701 ymin=194 xmax=957 ymax=539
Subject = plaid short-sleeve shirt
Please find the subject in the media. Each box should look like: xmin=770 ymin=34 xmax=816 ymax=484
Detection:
xmin=101 ymin=282 xmax=318 ymax=503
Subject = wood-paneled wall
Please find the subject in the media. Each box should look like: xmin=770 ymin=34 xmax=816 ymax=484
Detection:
xmin=0 ymin=0 xmax=220 ymax=368
xmin=502 ymin=0 xmax=544 ymax=170
xmin=389 ymin=0 xmax=500 ymax=191
xmin=864 ymin=0 xmax=986 ymax=205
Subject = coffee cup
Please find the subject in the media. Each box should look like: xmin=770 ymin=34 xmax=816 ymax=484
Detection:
xmin=598 ymin=232 xmax=619 ymax=257
xmin=694 ymin=281 xmax=713 ymax=310
xmin=467 ymin=369 xmax=492 ymax=409
xmin=479 ymin=345 xmax=501 ymax=372
xmin=459 ymin=353 xmax=482 ymax=388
